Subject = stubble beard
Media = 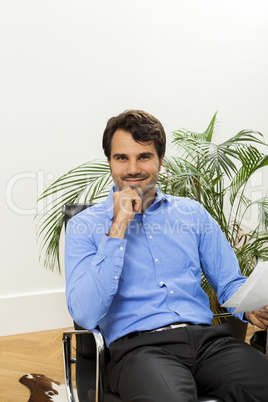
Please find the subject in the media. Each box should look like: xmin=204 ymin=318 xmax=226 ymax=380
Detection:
xmin=113 ymin=177 xmax=158 ymax=209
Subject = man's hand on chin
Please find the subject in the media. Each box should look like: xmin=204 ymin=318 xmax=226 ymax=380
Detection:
xmin=244 ymin=305 xmax=268 ymax=329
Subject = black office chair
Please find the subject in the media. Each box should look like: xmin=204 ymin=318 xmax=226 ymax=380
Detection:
xmin=62 ymin=203 xmax=267 ymax=402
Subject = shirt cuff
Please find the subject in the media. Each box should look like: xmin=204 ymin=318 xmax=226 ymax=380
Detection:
xmin=98 ymin=234 xmax=127 ymax=258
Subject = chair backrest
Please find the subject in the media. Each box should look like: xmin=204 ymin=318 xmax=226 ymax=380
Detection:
xmin=63 ymin=203 xmax=94 ymax=227
xmin=250 ymin=330 xmax=268 ymax=355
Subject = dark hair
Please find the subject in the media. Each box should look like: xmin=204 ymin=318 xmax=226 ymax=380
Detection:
xmin=102 ymin=110 xmax=166 ymax=160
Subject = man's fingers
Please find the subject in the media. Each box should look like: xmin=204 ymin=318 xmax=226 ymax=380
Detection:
xmin=112 ymin=186 xmax=143 ymax=225
xmin=120 ymin=187 xmax=142 ymax=212
xmin=255 ymin=310 xmax=268 ymax=325
xmin=249 ymin=310 xmax=268 ymax=329
xmin=132 ymin=197 xmax=142 ymax=213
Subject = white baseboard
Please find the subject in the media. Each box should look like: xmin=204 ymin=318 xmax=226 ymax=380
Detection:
xmin=0 ymin=289 xmax=73 ymax=336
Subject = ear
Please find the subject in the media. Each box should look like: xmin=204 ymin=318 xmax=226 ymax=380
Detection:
xmin=159 ymin=155 xmax=164 ymax=170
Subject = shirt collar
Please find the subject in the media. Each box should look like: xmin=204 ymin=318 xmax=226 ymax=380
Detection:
xmin=105 ymin=185 xmax=170 ymax=220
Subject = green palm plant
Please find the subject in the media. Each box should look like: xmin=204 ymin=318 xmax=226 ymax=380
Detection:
xmin=36 ymin=112 xmax=268 ymax=315
xmin=157 ymin=113 xmax=268 ymax=311
xmin=36 ymin=161 xmax=112 ymax=274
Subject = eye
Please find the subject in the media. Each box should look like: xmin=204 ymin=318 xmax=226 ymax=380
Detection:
xmin=139 ymin=155 xmax=149 ymax=160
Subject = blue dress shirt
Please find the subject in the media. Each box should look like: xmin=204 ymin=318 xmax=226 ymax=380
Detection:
xmin=65 ymin=187 xmax=247 ymax=346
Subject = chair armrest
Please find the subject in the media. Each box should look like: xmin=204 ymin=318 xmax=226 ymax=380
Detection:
xmin=212 ymin=312 xmax=232 ymax=325
xmin=213 ymin=312 xmax=232 ymax=318
xmin=250 ymin=329 xmax=268 ymax=356
xmin=62 ymin=328 xmax=105 ymax=402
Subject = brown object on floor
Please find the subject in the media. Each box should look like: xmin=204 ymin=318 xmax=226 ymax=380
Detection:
xmin=19 ymin=373 xmax=61 ymax=401
xmin=0 ymin=328 xmax=73 ymax=401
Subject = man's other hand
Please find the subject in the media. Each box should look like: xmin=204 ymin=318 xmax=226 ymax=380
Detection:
xmin=244 ymin=305 xmax=268 ymax=329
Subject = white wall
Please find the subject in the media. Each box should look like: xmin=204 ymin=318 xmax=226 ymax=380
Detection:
xmin=1 ymin=0 xmax=268 ymax=336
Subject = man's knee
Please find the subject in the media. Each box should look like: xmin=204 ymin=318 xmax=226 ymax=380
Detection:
xmin=115 ymin=346 xmax=197 ymax=402
xmin=107 ymin=346 xmax=153 ymax=394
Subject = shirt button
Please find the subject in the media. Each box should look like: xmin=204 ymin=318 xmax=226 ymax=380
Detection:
xmin=155 ymin=258 xmax=158 ymax=262
xmin=114 ymin=276 xmax=118 ymax=280
xmin=120 ymin=247 xmax=124 ymax=251
xmin=170 ymin=290 xmax=174 ymax=295
xmin=143 ymin=214 xmax=146 ymax=218
xmin=160 ymin=281 xmax=164 ymax=285
xmin=149 ymin=235 xmax=152 ymax=239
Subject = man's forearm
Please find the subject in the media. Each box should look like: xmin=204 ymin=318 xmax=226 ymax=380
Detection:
xmin=65 ymin=231 xmax=126 ymax=330
xmin=108 ymin=221 xmax=129 ymax=239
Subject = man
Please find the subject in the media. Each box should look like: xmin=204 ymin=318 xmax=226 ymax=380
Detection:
xmin=65 ymin=110 xmax=268 ymax=402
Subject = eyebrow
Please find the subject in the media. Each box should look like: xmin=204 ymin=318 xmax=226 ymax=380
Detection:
xmin=112 ymin=152 xmax=155 ymax=159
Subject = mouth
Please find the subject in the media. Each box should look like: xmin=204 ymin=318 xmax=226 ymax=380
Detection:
xmin=124 ymin=178 xmax=146 ymax=185
xmin=123 ymin=175 xmax=150 ymax=187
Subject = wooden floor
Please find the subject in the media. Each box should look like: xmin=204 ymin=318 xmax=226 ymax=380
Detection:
xmin=0 ymin=325 xmax=257 ymax=401
xmin=0 ymin=327 xmax=74 ymax=401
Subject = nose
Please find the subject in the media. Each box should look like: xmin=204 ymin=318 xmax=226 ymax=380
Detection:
xmin=127 ymin=158 xmax=141 ymax=176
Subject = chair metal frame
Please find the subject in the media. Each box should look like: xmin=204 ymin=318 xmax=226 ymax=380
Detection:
xmin=63 ymin=328 xmax=105 ymax=402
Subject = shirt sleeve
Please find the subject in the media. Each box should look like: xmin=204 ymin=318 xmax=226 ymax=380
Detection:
xmin=197 ymin=204 xmax=247 ymax=321
xmin=65 ymin=215 xmax=127 ymax=330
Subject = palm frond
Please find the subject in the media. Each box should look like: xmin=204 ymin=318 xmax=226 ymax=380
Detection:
xmin=199 ymin=178 xmax=228 ymax=232
xmin=234 ymin=232 xmax=268 ymax=276
xmin=158 ymin=157 xmax=203 ymax=199
xmin=254 ymin=198 xmax=268 ymax=231
xmin=172 ymin=112 xmax=217 ymax=144
xmin=35 ymin=160 xmax=112 ymax=273
xmin=172 ymin=124 xmax=267 ymax=184
xmin=229 ymin=148 xmax=268 ymax=206
xmin=222 ymin=129 xmax=266 ymax=147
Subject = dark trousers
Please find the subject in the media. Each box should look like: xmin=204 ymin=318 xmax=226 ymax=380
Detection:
xmin=107 ymin=323 xmax=268 ymax=402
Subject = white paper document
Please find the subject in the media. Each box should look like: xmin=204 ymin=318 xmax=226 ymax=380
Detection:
xmin=221 ymin=261 xmax=268 ymax=313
